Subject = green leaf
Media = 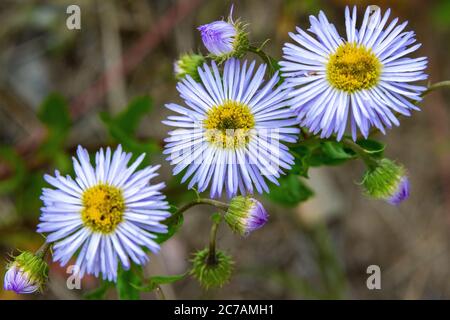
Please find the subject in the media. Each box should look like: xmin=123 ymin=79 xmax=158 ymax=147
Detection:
xmin=100 ymin=96 xmax=159 ymax=157
xmin=155 ymin=206 xmax=184 ymax=244
xmin=112 ymin=96 xmax=153 ymax=135
xmin=321 ymin=141 xmax=353 ymax=160
xmin=116 ymin=267 xmax=142 ymax=300
xmin=52 ymin=151 xmax=72 ymax=174
xmin=15 ymin=172 xmax=46 ymax=217
xmin=102 ymin=120 xmax=159 ymax=154
xmin=132 ymin=273 xmax=187 ymax=292
xmin=266 ymin=174 xmax=314 ymax=207
xmin=290 ymin=145 xmax=310 ymax=178
xmin=0 ymin=147 xmax=26 ymax=194
xmin=431 ymin=0 xmax=450 ymax=28
xmin=356 ymin=139 xmax=385 ymax=158
xmin=83 ymin=281 xmax=112 ymax=300
xmin=307 ymin=142 xmax=354 ymax=166
xmin=37 ymin=94 xmax=71 ymax=163
xmin=38 ymin=93 xmax=70 ymax=133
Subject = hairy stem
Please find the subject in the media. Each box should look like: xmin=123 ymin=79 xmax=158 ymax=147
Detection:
xmin=207 ymin=216 xmax=222 ymax=265
xmin=342 ymin=138 xmax=379 ymax=170
xmin=421 ymin=80 xmax=450 ymax=97
xmin=175 ymin=198 xmax=229 ymax=216
xmin=35 ymin=242 xmax=51 ymax=259
xmin=248 ymin=46 xmax=278 ymax=75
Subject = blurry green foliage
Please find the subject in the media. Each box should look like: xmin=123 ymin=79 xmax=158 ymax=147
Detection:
xmin=431 ymin=0 xmax=450 ymax=29
xmin=100 ymin=96 xmax=160 ymax=158
xmin=15 ymin=172 xmax=46 ymax=218
xmin=117 ymin=266 xmax=142 ymax=300
xmin=306 ymin=223 xmax=346 ymax=299
xmin=0 ymin=147 xmax=26 ymax=195
xmin=0 ymin=94 xmax=73 ymax=220
xmin=84 ymin=280 xmax=113 ymax=300
xmin=283 ymin=0 xmax=322 ymax=16
xmin=38 ymin=93 xmax=71 ymax=172
xmin=251 ymin=222 xmax=347 ymax=299
xmin=38 ymin=93 xmax=71 ymax=134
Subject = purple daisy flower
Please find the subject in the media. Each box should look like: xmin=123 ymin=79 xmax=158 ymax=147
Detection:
xmin=280 ymin=5 xmax=428 ymax=140
xmin=37 ymin=145 xmax=171 ymax=282
xmin=163 ymin=58 xmax=300 ymax=198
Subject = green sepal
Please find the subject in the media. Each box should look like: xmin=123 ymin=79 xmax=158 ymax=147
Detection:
xmin=8 ymin=251 xmax=49 ymax=292
xmin=208 ymin=20 xmax=249 ymax=64
xmin=362 ymin=158 xmax=405 ymax=199
xmin=174 ymin=53 xmax=205 ymax=82
xmin=190 ymin=248 xmax=234 ymax=289
xmin=224 ymin=196 xmax=253 ymax=235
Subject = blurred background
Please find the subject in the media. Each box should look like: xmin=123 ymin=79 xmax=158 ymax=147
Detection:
xmin=0 ymin=0 xmax=449 ymax=299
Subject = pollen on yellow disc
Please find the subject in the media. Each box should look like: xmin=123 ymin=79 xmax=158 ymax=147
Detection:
xmin=81 ymin=184 xmax=125 ymax=234
xmin=204 ymin=100 xmax=255 ymax=149
xmin=326 ymin=42 xmax=382 ymax=93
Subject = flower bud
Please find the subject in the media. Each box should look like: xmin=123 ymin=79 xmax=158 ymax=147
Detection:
xmin=362 ymin=158 xmax=410 ymax=205
xmin=225 ymin=196 xmax=269 ymax=236
xmin=190 ymin=248 xmax=233 ymax=289
xmin=3 ymin=251 xmax=49 ymax=294
xmin=174 ymin=53 xmax=205 ymax=82
xmin=197 ymin=8 xmax=249 ymax=62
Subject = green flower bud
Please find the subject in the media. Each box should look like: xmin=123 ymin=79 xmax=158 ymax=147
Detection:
xmin=225 ymin=196 xmax=268 ymax=236
xmin=190 ymin=248 xmax=233 ymax=289
xmin=362 ymin=158 xmax=410 ymax=205
xmin=174 ymin=53 xmax=205 ymax=82
xmin=4 ymin=251 xmax=49 ymax=294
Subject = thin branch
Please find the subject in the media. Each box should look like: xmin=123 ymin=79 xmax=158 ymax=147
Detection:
xmin=175 ymin=198 xmax=229 ymax=216
xmin=421 ymin=80 xmax=450 ymax=97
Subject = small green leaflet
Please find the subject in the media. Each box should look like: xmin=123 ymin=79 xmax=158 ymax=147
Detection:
xmin=132 ymin=273 xmax=187 ymax=292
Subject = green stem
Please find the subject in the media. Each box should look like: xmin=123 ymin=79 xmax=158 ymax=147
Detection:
xmin=342 ymin=138 xmax=379 ymax=170
xmin=305 ymin=223 xmax=347 ymax=299
xmin=248 ymin=46 xmax=278 ymax=75
xmin=421 ymin=80 xmax=450 ymax=97
xmin=175 ymin=198 xmax=229 ymax=215
xmin=35 ymin=242 xmax=51 ymax=259
xmin=206 ymin=216 xmax=222 ymax=265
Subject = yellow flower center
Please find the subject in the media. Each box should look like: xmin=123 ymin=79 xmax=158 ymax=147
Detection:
xmin=81 ymin=184 xmax=125 ymax=234
xmin=204 ymin=100 xmax=255 ymax=149
xmin=326 ymin=43 xmax=381 ymax=93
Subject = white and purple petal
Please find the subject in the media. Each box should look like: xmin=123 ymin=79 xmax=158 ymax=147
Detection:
xmin=280 ymin=6 xmax=428 ymax=140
